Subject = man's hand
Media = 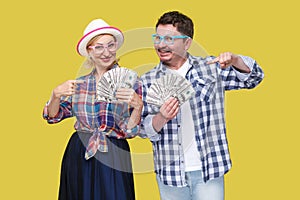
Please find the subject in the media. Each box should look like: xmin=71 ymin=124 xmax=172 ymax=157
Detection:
xmin=152 ymin=97 xmax=179 ymax=132
xmin=206 ymin=52 xmax=250 ymax=73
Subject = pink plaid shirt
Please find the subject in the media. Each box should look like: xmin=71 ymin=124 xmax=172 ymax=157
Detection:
xmin=43 ymin=66 xmax=142 ymax=159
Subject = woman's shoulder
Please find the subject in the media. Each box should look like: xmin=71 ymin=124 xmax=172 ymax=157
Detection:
xmin=76 ymin=71 xmax=93 ymax=81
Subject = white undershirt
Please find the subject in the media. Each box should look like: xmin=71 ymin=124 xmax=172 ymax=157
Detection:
xmin=169 ymin=60 xmax=202 ymax=172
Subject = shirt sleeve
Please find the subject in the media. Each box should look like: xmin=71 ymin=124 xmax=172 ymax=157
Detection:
xmin=139 ymin=77 xmax=162 ymax=141
xmin=109 ymin=102 xmax=140 ymax=138
xmin=219 ymin=55 xmax=264 ymax=90
xmin=111 ymin=79 xmax=143 ymax=138
xmin=42 ymin=96 xmax=73 ymax=124
xmin=231 ymin=55 xmax=255 ymax=81
xmin=140 ymin=114 xmax=161 ymax=141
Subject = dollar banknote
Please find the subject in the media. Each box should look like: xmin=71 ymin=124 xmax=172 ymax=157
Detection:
xmin=97 ymin=67 xmax=138 ymax=102
xmin=146 ymin=73 xmax=195 ymax=107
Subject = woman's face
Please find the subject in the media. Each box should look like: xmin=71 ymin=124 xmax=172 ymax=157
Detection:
xmin=88 ymin=34 xmax=117 ymax=69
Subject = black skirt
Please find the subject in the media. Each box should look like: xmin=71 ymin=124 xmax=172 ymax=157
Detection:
xmin=58 ymin=132 xmax=135 ymax=200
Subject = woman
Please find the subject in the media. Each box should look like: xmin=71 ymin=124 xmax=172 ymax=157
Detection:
xmin=43 ymin=19 xmax=143 ymax=200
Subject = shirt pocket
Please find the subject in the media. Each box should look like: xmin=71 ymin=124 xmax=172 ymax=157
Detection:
xmin=193 ymin=76 xmax=216 ymax=102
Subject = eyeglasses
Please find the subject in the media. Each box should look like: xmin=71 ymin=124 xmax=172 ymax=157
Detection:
xmin=152 ymin=34 xmax=190 ymax=45
xmin=88 ymin=42 xmax=118 ymax=54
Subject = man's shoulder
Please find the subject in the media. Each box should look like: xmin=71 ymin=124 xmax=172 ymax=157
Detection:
xmin=188 ymin=54 xmax=214 ymax=64
xmin=140 ymin=65 xmax=160 ymax=80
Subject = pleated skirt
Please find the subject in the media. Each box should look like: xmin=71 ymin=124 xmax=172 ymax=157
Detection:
xmin=58 ymin=132 xmax=135 ymax=200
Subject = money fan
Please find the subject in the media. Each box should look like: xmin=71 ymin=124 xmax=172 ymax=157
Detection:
xmin=97 ymin=67 xmax=138 ymax=102
xmin=146 ymin=73 xmax=195 ymax=107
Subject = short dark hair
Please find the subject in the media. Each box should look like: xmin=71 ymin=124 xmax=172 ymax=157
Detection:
xmin=156 ymin=11 xmax=194 ymax=39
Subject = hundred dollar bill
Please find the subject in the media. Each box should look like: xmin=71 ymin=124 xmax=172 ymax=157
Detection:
xmin=120 ymin=69 xmax=138 ymax=88
xmin=97 ymin=67 xmax=138 ymax=102
xmin=146 ymin=73 xmax=195 ymax=107
xmin=175 ymin=84 xmax=195 ymax=104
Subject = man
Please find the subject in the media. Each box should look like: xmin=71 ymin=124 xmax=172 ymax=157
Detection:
xmin=140 ymin=11 xmax=264 ymax=200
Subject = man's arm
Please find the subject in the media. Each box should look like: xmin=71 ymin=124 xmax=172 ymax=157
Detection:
xmin=152 ymin=97 xmax=179 ymax=132
xmin=207 ymin=52 xmax=250 ymax=73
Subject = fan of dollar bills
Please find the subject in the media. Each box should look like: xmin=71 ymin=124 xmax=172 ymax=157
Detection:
xmin=146 ymin=73 xmax=195 ymax=107
xmin=97 ymin=67 xmax=138 ymax=102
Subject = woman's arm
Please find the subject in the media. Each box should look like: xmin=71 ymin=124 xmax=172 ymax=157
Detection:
xmin=115 ymin=88 xmax=143 ymax=129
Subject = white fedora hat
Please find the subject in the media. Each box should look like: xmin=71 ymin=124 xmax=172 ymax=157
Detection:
xmin=76 ymin=19 xmax=124 ymax=57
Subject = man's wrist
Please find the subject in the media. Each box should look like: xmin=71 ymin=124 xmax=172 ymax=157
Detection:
xmin=157 ymin=112 xmax=169 ymax=124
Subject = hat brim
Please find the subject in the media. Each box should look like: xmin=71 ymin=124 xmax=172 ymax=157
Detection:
xmin=77 ymin=26 xmax=124 ymax=57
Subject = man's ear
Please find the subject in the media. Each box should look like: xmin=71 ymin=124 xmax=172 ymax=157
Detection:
xmin=184 ymin=38 xmax=192 ymax=50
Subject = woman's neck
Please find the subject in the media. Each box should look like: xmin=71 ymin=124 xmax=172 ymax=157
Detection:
xmin=94 ymin=63 xmax=117 ymax=82
xmin=94 ymin=67 xmax=108 ymax=83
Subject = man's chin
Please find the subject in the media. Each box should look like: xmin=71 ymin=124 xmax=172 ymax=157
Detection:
xmin=158 ymin=55 xmax=172 ymax=63
xmin=159 ymin=57 xmax=169 ymax=62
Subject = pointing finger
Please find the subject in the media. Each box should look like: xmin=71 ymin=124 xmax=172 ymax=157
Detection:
xmin=75 ymin=80 xmax=86 ymax=84
xmin=206 ymin=57 xmax=219 ymax=65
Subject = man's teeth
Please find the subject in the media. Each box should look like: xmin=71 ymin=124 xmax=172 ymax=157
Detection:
xmin=159 ymin=49 xmax=171 ymax=53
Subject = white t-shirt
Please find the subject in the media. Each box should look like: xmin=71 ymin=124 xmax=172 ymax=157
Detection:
xmin=170 ymin=60 xmax=202 ymax=172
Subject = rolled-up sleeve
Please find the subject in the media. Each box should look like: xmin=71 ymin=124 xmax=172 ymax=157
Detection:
xmin=232 ymin=55 xmax=255 ymax=81
xmin=42 ymin=98 xmax=73 ymax=124
xmin=220 ymin=55 xmax=264 ymax=90
xmin=140 ymin=114 xmax=161 ymax=141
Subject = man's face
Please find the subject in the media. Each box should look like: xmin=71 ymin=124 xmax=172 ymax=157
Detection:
xmin=154 ymin=24 xmax=190 ymax=67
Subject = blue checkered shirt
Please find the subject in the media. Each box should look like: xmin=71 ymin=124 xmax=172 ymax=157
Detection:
xmin=140 ymin=54 xmax=264 ymax=186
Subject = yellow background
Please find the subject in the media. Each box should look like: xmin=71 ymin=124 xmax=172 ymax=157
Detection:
xmin=1 ymin=0 xmax=299 ymax=199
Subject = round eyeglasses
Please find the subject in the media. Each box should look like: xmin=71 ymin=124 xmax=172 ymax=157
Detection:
xmin=152 ymin=34 xmax=190 ymax=45
xmin=88 ymin=42 xmax=118 ymax=54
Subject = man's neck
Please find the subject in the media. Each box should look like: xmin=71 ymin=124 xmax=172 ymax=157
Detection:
xmin=163 ymin=57 xmax=188 ymax=70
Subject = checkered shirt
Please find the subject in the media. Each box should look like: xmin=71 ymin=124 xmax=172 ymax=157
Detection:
xmin=43 ymin=65 xmax=142 ymax=159
xmin=140 ymin=54 xmax=264 ymax=186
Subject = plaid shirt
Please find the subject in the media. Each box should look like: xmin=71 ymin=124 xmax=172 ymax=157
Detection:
xmin=43 ymin=65 xmax=142 ymax=159
xmin=140 ymin=54 xmax=264 ymax=186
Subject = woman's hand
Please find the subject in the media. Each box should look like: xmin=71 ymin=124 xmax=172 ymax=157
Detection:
xmin=53 ymin=80 xmax=85 ymax=99
xmin=115 ymin=88 xmax=143 ymax=110
xmin=47 ymin=80 xmax=85 ymax=118
xmin=115 ymin=88 xmax=143 ymax=130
